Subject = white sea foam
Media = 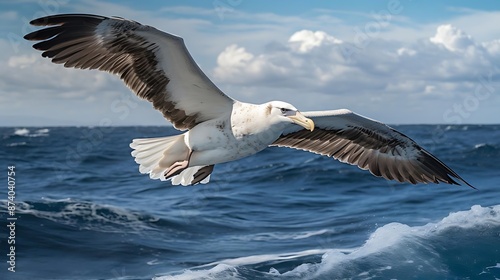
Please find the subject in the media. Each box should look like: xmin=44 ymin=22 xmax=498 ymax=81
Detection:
xmin=12 ymin=128 xmax=49 ymax=137
xmin=474 ymin=143 xmax=487 ymax=149
xmin=35 ymin=128 xmax=50 ymax=134
xmin=199 ymin=249 xmax=333 ymax=268
xmin=14 ymin=128 xmax=30 ymax=136
xmin=7 ymin=142 xmax=27 ymax=147
xmin=237 ymin=229 xmax=332 ymax=241
xmin=155 ymin=264 xmax=239 ymax=280
xmin=302 ymin=204 xmax=500 ymax=278
xmin=157 ymin=204 xmax=500 ymax=279
xmin=293 ymin=229 xmax=331 ymax=239
xmin=11 ymin=198 xmax=158 ymax=233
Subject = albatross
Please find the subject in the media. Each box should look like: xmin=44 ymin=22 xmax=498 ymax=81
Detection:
xmin=24 ymin=14 xmax=474 ymax=188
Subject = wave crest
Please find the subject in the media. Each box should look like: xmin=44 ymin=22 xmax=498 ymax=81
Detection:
xmin=1 ymin=198 xmax=159 ymax=233
xmin=158 ymin=204 xmax=500 ymax=279
xmin=12 ymin=128 xmax=50 ymax=137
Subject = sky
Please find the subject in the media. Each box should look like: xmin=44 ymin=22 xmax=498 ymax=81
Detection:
xmin=0 ymin=0 xmax=499 ymax=126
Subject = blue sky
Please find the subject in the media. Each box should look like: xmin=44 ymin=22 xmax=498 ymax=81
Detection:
xmin=1 ymin=0 xmax=499 ymax=126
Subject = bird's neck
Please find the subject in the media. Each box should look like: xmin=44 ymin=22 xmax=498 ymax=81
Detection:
xmin=230 ymin=102 xmax=284 ymax=141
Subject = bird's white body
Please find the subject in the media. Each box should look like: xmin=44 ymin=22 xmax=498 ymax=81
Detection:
xmin=187 ymin=102 xmax=284 ymax=166
xmin=129 ymin=101 xmax=296 ymax=185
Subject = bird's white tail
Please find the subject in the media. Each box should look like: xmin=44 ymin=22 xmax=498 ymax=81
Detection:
xmin=129 ymin=135 xmax=213 ymax=186
xmin=130 ymin=135 xmax=188 ymax=180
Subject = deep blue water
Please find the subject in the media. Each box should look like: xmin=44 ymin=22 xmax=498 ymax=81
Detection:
xmin=0 ymin=125 xmax=499 ymax=280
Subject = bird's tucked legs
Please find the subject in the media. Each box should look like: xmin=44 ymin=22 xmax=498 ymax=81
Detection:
xmin=164 ymin=150 xmax=192 ymax=179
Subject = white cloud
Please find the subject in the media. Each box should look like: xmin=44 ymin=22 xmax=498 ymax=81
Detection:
xmin=7 ymin=54 xmax=36 ymax=68
xmin=288 ymin=30 xmax=342 ymax=53
xmin=397 ymin=47 xmax=416 ymax=56
xmin=2 ymin=2 xmax=499 ymax=125
xmin=424 ymin=85 xmax=436 ymax=95
xmin=430 ymin=24 xmax=475 ymax=51
xmin=215 ymin=44 xmax=254 ymax=77
xmin=2 ymin=53 xmax=116 ymax=98
xmin=482 ymin=39 xmax=500 ymax=55
xmin=0 ymin=39 xmax=166 ymax=126
xmin=212 ymin=24 xmax=500 ymax=123
xmin=215 ymin=24 xmax=499 ymax=89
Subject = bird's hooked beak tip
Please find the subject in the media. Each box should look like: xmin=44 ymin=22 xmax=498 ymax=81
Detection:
xmin=307 ymin=118 xmax=315 ymax=131
xmin=289 ymin=113 xmax=315 ymax=132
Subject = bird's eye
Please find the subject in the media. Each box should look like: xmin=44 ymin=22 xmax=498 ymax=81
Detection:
xmin=280 ymin=108 xmax=288 ymax=114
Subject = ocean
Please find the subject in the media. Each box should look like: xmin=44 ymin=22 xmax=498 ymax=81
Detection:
xmin=0 ymin=125 xmax=499 ymax=280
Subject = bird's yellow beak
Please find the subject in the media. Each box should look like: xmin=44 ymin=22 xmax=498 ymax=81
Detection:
xmin=288 ymin=112 xmax=315 ymax=131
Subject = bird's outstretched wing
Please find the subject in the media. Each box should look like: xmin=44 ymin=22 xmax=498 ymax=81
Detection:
xmin=272 ymin=109 xmax=474 ymax=188
xmin=24 ymin=14 xmax=234 ymax=130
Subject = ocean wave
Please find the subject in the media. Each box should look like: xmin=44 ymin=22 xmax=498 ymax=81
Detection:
xmin=155 ymin=264 xmax=240 ymax=280
xmin=6 ymin=141 xmax=27 ymax=147
xmin=473 ymin=143 xmax=498 ymax=151
xmin=444 ymin=125 xmax=469 ymax=131
xmin=157 ymin=204 xmax=500 ymax=280
xmin=11 ymin=128 xmax=50 ymax=137
xmin=233 ymin=229 xmax=333 ymax=242
xmin=467 ymin=143 xmax=500 ymax=160
xmin=0 ymin=198 xmax=159 ymax=233
xmin=13 ymin=128 xmax=30 ymax=136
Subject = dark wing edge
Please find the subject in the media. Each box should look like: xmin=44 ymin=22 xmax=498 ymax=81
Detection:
xmin=272 ymin=110 xmax=475 ymax=189
xmin=23 ymin=14 xmax=231 ymax=130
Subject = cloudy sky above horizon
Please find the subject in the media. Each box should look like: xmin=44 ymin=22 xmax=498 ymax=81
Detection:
xmin=1 ymin=0 xmax=499 ymax=126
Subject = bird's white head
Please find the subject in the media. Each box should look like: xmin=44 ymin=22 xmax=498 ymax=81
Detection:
xmin=266 ymin=101 xmax=315 ymax=131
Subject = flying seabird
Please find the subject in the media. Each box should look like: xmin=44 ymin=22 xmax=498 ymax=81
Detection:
xmin=24 ymin=14 xmax=474 ymax=188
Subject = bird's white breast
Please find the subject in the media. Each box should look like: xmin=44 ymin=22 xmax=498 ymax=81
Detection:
xmin=186 ymin=102 xmax=284 ymax=166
